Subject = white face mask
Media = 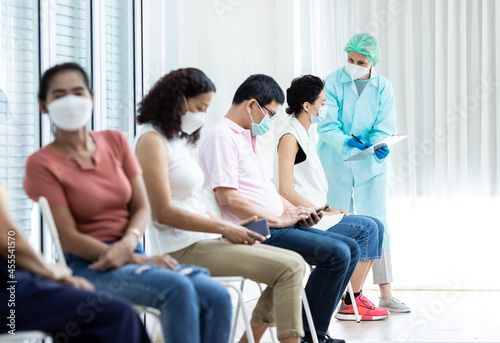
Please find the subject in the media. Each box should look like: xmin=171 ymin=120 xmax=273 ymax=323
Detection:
xmin=344 ymin=63 xmax=370 ymax=80
xmin=47 ymin=95 xmax=92 ymax=131
xmin=309 ymin=105 xmax=328 ymax=124
xmin=181 ymin=97 xmax=206 ymax=135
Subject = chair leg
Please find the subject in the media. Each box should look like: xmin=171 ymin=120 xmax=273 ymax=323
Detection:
xmin=229 ymin=280 xmax=246 ymax=343
xmin=134 ymin=307 xmax=162 ymax=342
xmin=347 ymin=282 xmax=361 ymax=323
xmin=256 ymin=283 xmax=278 ymax=343
xmin=301 ymin=289 xmax=319 ymax=343
xmin=229 ymin=293 xmax=239 ymax=341
xmin=148 ymin=312 xmax=161 ymax=342
xmin=225 ymin=283 xmax=255 ymax=343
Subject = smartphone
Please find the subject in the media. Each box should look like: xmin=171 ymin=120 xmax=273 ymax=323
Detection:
xmin=315 ymin=205 xmax=330 ymax=214
xmin=242 ymin=218 xmax=271 ymax=239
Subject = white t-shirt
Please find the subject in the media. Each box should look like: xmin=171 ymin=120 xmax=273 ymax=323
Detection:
xmin=274 ymin=117 xmax=328 ymax=207
xmin=134 ymin=124 xmax=220 ymax=254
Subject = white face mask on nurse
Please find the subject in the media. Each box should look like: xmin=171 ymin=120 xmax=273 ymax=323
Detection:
xmin=345 ymin=51 xmax=372 ymax=80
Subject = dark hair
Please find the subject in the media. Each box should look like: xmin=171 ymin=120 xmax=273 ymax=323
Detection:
xmin=232 ymin=74 xmax=285 ymax=106
xmin=137 ymin=68 xmax=216 ymax=145
xmin=285 ymin=75 xmax=324 ymax=117
xmin=38 ymin=62 xmax=91 ymax=101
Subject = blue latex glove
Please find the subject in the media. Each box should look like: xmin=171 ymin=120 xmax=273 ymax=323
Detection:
xmin=374 ymin=146 xmax=390 ymax=159
xmin=347 ymin=135 xmax=372 ymax=150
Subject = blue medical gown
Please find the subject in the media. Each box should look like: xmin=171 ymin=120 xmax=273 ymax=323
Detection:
xmin=317 ymin=67 xmax=396 ymax=249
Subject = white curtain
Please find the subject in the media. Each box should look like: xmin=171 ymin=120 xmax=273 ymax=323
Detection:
xmin=300 ymin=0 xmax=500 ymax=198
xmin=299 ymin=0 xmax=500 ymax=290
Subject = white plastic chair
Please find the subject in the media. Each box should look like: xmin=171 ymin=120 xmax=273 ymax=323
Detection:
xmin=0 ymin=331 xmax=51 ymax=342
xmin=38 ymin=196 xmax=161 ymax=340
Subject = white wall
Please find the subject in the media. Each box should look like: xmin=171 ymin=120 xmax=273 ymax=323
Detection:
xmin=177 ymin=0 xmax=299 ymax=171
xmin=143 ymin=0 xmax=179 ymax=91
xmin=145 ymin=0 xmax=302 ymax=165
xmin=179 ymin=0 xmax=276 ymax=125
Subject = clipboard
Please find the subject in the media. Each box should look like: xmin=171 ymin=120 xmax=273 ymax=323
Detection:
xmin=345 ymin=134 xmax=407 ymax=161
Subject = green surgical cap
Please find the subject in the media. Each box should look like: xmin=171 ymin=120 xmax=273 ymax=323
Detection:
xmin=344 ymin=33 xmax=381 ymax=66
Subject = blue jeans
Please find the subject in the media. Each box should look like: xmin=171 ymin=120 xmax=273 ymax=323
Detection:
xmin=66 ymin=245 xmax=231 ymax=343
xmin=328 ymin=215 xmax=384 ymax=261
xmin=264 ymin=226 xmax=360 ymax=336
xmin=0 ymin=262 xmax=150 ymax=343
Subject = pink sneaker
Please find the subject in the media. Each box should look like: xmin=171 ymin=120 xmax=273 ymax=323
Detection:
xmin=335 ymin=293 xmax=389 ymax=321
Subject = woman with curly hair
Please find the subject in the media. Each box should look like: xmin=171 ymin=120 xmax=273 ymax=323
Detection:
xmin=23 ymin=62 xmax=232 ymax=343
xmin=135 ymin=68 xmax=306 ymax=343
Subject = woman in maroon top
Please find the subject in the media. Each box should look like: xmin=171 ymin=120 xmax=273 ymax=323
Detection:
xmin=23 ymin=62 xmax=232 ymax=343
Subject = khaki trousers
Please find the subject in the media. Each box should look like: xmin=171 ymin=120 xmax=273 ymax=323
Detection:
xmin=170 ymin=238 xmax=305 ymax=339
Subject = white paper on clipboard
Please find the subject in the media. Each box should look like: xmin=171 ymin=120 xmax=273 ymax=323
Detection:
xmin=345 ymin=134 xmax=407 ymax=161
xmin=312 ymin=213 xmax=344 ymax=231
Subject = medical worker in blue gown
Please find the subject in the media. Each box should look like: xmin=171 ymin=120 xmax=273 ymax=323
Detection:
xmin=317 ymin=33 xmax=410 ymax=313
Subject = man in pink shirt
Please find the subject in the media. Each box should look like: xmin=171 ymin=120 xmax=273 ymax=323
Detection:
xmin=199 ymin=74 xmax=360 ymax=343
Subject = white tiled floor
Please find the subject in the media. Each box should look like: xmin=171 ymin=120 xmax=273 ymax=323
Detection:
xmin=233 ymin=290 xmax=500 ymax=343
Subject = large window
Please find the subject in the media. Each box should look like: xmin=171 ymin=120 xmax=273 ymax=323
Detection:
xmin=0 ymin=0 xmax=39 ymax=235
xmin=54 ymin=0 xmax=91 ymax=67
xmin=0 ymin=0 xmax=141 ymax=243
xmin=97 ymin=0 xmax=136 ymax=139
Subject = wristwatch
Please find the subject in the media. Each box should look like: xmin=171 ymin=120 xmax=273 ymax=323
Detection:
xmin=125 ymin=227 xmax=142 ymax=244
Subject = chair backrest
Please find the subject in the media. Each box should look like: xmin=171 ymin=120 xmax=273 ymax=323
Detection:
xmin=202 ymin=186 xmax=222 ymax=218
xmin=38 ymin=196 xmax=67 ymax=267
xmin=145 ymin=224 xmax=162 ymax=256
